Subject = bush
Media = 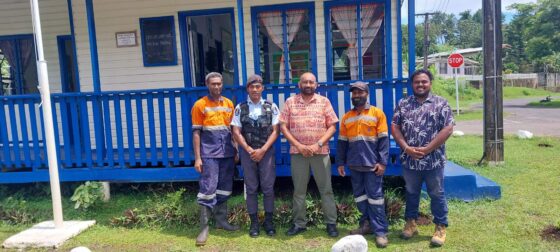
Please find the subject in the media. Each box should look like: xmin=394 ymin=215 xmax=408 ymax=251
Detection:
xmin=110 ymin=188 xmax=407 ymax=229
xmin=385 ymin=188 xmax=405 ymax=223
xmin=0 ymin=197 xmax=38 ymax=225
xmin=71 ymin=181 xmax=105 ymax=210
xmin=111 ymin=188 xmax=197 ymax=228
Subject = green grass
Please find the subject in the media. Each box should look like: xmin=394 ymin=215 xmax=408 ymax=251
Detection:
xmin=528 ymin=100 xmax=560 ymax=108
xmin=431 ymin=76 xmax=555 ymax=111
xmin=453 ymin=110 xmax=484 ymax=121
xmin=453 ymin=111 xmax=511 ymax=122
xmin=1 ymin=136 xmax=560 ymax=251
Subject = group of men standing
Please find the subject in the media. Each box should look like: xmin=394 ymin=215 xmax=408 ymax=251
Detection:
xmin=191 ymin=69 xmax=454 ymax=248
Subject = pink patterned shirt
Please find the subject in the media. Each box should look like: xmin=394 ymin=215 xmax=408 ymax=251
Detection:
xmin=279 ymin=94 xmax=339 ymax=154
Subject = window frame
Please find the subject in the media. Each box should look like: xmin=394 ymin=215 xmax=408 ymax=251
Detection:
xmin=324 ymin=0 xmax=390 ymax=82
xmin=0 ymin=34 xmax=37 ymax=96
xmin=178 ymin=8 xmax=239 ymax=87
xmin=139 ymin=15 xmax=178 ymax=67
xmin=250 ymin=2 xmax=317 ymax=85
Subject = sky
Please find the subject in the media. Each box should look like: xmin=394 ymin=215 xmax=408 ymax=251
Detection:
xmin=401 ymin=0 xmax=537 ymax=24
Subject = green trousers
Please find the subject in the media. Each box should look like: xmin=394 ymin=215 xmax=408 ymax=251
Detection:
xmin=290 ymin=154 xmax=337 ymax=228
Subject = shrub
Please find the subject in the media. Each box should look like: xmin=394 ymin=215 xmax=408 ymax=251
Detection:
xmin=384 ymin=188 xmax=405 ymax=223
xmin=0 ymin=197 xmax=37 ymax=225
xmin=70 ymin=181 xmax=105 ymax=210
xmin=111 ymin=188 xmax=197 ymax=228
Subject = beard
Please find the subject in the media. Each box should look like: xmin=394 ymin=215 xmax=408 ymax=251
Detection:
xmin=301 ymin=87 xmax=315 ymax=95
xmin=413 ymin=89 xmax=429 ymax=99
xmin=351 ymin=97 xmax=367 ymax=107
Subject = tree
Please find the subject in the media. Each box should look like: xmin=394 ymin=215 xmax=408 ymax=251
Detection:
xmin=504 ymin=0 xmax=560 ymax=72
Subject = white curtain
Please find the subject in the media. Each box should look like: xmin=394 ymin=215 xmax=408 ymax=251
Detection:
xmin=360 ymin=4 xmax=384 ymax=58
xmin=286 ymin=10 xmax=305 ymax=83
xmin=332 ymin=4 xmax=384 ymax=80
xmin=260 ymin=10 xmax=305 ymax=84
xmin=331 ymin=5 xmax=358 ymax=80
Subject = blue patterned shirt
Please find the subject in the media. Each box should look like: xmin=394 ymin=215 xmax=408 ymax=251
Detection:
xmin=392 ymin=93 xmax=455 ymax=171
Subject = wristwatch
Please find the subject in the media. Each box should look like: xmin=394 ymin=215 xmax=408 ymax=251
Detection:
xmin=317 ymin=140 xmax=324 ymax=148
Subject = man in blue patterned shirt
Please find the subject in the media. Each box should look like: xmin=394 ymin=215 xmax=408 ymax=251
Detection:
xmin=391 ymin=69 xmax=454 ymax=247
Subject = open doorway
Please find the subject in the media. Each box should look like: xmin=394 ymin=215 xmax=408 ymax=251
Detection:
xmin=180 ymin=9 xmax=238 ymax=87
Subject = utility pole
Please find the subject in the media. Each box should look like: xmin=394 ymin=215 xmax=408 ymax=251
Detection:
xmin=482 ymin=0 xmax=504 ymax=165
xmin=416 ymin=12 xmax=437 ymax=70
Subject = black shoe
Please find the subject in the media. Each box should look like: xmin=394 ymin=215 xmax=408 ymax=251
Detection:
xmin=263 ymin=220 xmax=276 ymax=236
xmin=249 ymin=221 xmax=260 ymax=238
xmin=286 ymin=225 xmax=307 ymax=236
xmin=263 ymin=212 xmax=276 ymax=236
xmin=326 ymin=224 xmax=339 ymax=237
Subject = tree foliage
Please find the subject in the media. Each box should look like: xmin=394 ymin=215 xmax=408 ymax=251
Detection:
xmin=504 ymin=0 xmax=560 ymax=72
xmin=403 ymin=0 xmax=559 ymax=73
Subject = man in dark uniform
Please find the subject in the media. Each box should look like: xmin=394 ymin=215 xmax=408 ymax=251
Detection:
xmin=192 ymin=72 xmax=239 ymax=246
xmin=232 ymin=74 xmax=280 ymax=237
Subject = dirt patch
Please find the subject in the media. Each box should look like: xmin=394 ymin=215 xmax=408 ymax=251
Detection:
xmin=416 ymin=213 xmax=432 ymax=226
xmin=541 ymin=225 xmax=560 ymax=241
xmin=302 ymin=239 xmax=323 ymax=250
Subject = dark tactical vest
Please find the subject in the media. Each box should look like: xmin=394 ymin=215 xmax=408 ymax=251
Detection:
xmin=240 ymin=100 xmax=274 ymax=149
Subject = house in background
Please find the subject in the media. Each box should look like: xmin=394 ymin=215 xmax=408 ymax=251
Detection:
xmin=416 ymin=45 xmax=512 ymax=77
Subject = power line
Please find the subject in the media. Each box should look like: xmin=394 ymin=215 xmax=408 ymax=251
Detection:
xmin=416 ymin=12 xmax=437 ymax=69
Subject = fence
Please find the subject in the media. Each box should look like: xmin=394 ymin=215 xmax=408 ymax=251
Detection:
xmin=0 ymin=79 xmax=409 ymax=183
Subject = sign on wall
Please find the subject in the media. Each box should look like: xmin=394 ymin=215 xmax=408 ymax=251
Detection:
xmin=139 ymin=16 xmax=177 ymax=67
xmin=115 ymin=31 xmax=137 ymax=47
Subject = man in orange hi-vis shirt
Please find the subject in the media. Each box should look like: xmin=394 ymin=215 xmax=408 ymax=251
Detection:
xmin=336 ymin=82 xmax=390 ymax=248
xmin=192 ymin=72 xmax=239 ymax=246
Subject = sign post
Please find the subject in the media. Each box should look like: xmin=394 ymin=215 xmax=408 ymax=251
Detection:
xmin=448 ymin=53 xmax=464 ymax=115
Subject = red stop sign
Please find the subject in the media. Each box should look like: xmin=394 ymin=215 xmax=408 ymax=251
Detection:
xmin=448 ymin=53 xmax=464 ymax=68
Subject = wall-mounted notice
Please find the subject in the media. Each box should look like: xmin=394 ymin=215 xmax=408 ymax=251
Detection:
xmin=115 ymin=31 xmax=137 ymax=47
xmin=139 ymin=16 xmax=177 ymax=66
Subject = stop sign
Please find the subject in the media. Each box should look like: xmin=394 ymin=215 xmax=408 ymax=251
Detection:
xmin=448 ymin=53 xmax=464 ymax=68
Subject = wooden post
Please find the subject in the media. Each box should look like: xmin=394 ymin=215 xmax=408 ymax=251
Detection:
xmin=482 ymin=0 xmax=504 ymax=165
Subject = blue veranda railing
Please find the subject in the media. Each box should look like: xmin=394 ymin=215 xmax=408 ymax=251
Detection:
xmin=0 ymin=79 xmax=409 ymax=183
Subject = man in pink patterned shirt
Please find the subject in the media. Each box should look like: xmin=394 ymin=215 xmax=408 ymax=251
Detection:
xmin=279 ymin=72 xmax=339 ymax=237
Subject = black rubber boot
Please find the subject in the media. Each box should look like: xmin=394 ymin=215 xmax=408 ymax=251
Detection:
xmin=214 ymin=203 xmax=240 ymax=231
xmin=195 ymin=206 xmax=211 ymax=246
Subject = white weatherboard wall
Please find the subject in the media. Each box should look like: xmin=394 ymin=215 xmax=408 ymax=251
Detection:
xmin=0 ymin=0 xmax=70 ymax=93
xmin=71 ymin=0 xmax=238 ymax=91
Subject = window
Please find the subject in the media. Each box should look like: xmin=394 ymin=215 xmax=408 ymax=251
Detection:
xmin=180 ymin=9 xmax=237 ymax=87
xmin=252 ymin=3 xmax=316 ymax=84
xmin=140 ymin=16 xmax=178 ymax=67
xmin=0 ymin=35 xmax=38 ymax=95
xmin=325 ymin=2 xmax=385 ymax=81
xmin=439 ymin=62 xmax=448 ymax=75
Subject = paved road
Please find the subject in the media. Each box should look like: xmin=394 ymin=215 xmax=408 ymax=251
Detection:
xmin=454 ymin=96 xmax=560 ymax=137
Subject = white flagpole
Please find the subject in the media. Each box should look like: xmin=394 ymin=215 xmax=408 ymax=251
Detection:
xmin=30 ymin=0 xmax=64 ymax=228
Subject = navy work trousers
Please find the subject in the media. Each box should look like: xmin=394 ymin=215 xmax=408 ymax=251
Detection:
xmin=350 ymin=169 xmax=389 ymax=236
xmin=197 ymin=157 xmax=235 ymax=208
xmin=239 ymin=147 xmax=276 ymax=214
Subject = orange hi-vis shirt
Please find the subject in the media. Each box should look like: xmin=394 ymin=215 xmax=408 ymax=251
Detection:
xmin=191 ymin=96 xmax=235 ymax=158
xmin=335 ymin=104 xmax=390 ymax=167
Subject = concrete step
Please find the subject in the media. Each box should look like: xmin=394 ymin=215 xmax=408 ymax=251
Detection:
xmin=443 ymin=161 xmax=501 ymax=201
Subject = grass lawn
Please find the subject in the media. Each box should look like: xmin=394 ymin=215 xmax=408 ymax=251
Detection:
xmin=432 ymin=80 xmax=554 ymax=110
xmin=528 ymin=100 xmax=560 ymax=108
xmin=1 ymin=136 xmax=560 ymax=251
